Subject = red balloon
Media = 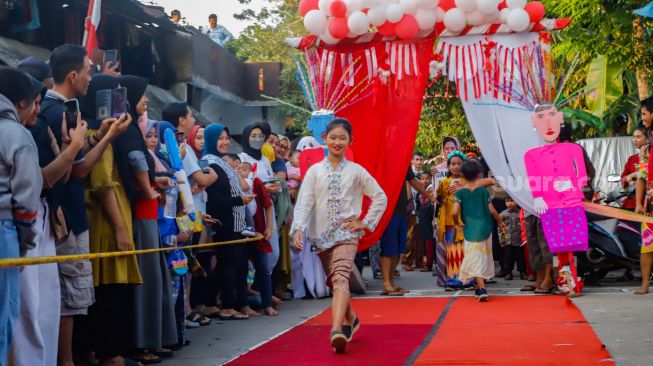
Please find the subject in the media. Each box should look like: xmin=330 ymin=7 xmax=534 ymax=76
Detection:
xmin=328 ymin=17 xmax=350 ymax=39
xmin=439 ymin=0 xmax=456 ymax=11
xmin=298 ymin=0 xmax=319 ymax=16
xmin=395 ymin=15 xmax=419 ymax=40
xmin=524 ymin=1 xmax=546 ymax=22
xmin=498 ymin=0 xmax=507 ymax=10
xmin=330 ymin=0 xmax=348 ymax=18
xmin=377 ymin=21 xmax=397 ymax=37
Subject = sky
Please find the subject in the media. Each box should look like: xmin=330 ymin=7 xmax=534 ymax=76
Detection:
xmin=141 ymin=0 xmax=268 ymax=35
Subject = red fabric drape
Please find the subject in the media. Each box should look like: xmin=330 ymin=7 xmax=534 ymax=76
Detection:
xmin=309 ymin=38 xmax=435 ymax=251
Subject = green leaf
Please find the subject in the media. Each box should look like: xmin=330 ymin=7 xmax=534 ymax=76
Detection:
xmin=585 ymin=54 xmax=624 ymax=116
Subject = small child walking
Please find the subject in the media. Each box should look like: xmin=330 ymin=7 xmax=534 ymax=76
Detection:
xmin=452 ymin=160 xmax=506 ymax=302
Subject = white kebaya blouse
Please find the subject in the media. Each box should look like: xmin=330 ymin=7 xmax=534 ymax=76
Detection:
xmin=290 ymin=158 xmax=387 ymax=251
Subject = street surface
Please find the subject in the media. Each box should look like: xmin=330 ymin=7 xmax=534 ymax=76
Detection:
xmin=169 ymin=268 xmax=652 ymax=366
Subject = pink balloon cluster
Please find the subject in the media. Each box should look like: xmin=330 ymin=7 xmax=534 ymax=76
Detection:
xmin=301 ymin=0 xmax=546 ymax=44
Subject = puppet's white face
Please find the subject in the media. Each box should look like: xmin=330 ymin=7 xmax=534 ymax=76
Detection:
xmin=530 ymin=106 xmax=564 ymax=142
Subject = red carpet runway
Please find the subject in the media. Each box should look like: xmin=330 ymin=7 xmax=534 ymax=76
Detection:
xmin=226 ymin=296 xmax=613 ymax=365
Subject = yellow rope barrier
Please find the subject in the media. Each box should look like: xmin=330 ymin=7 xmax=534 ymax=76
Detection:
xmin=0 ymin=235 xmax=264 ymax=268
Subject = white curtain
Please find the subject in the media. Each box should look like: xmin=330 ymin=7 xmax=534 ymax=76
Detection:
xmin=438 ymin=33 xmax=544 ymax=214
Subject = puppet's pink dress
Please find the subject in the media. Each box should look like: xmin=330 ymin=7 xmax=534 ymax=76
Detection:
xmin=524 ymin=143 xmax=588 ymax=253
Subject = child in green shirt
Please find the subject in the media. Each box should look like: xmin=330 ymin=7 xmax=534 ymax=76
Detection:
xmin=452 ymin=160 xmax=506 ymax=302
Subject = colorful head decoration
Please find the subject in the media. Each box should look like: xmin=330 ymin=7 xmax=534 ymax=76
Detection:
xmin=461 ymin=142 xmax=480 ymax=158
xmin=447 ymin=150 xmax=467 ymax=161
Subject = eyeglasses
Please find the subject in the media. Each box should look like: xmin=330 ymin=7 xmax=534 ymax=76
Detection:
xmin=275 ymin=142 xmax=289 ymax=151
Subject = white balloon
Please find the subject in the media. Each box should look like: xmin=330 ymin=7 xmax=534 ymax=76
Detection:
xmin=399 ymin=0 xmax=419 ymax=15
xmin=368 ymin=4 xmax=388 ymax=25
xmin=345 ymin=0 xmax=363 ymax=15
xmin=417 ymin=27 xmax=435 ymax=38
xmin=476 ymin=0 xmax=499 ymax=15
xmin=506 ymin=0 xmax=527 ymax=10
xmin=321 ymin=29 xmax=340 ymax=44
xmin=417 ymin=0 xmax=439 ymax=9
xmin=485 ymin=11 xmax=499 ymax=22
xmin=348 ymin=11 xmax=370 ymax=34
xmin=304 ymin=10 xmax=328 ymax=35
xmin=443 ymin=8 xmax=466 ymax=32
xmin=466 ymin=9 xmax=485 ymax=26
xmin=362 ymin=0 xmax=380 ymax=8
xmin=436 ymin=6 xmax=445 ymax=22
xmin=386 ymin=3 xmax=404 ymax=23
xmin=498 ymin=8 xmax=511 ymax=23
xmin=455 ymin=0 xmax=476 ymax=13
xmin=415 ymin=8 xmax=438 ymax=30
xmin=507 ymin=8 xmax=530 ymax=32
xmin=318 ymin=0 xmax=334 ymax=15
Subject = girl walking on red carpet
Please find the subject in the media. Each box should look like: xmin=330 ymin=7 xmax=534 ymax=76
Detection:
xmin=291 ymin=118 xmax=387 ymax=353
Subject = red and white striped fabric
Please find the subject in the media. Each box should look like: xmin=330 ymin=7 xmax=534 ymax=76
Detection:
xmin=82 ymin=0 xmax=102 ymax=56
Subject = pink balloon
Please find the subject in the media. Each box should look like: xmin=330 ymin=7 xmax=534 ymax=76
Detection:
xmin=525 ymin=1 xmax=545 ymax=22
xmin=395 ymin=15 xmax=419 ymax=40
xmin=377 ymin=21 xmax=397 ymax=36
xmin=330 ymin=1 xmax=348 ymax=18
xmin=328 ymin=16 xmax=350 ymax=39
xmin=299 ymin=0 xmax=320 ymax=16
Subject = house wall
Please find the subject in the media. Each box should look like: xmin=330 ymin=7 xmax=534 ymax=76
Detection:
xmin=199 ymin=93 xmax=285 ymax=137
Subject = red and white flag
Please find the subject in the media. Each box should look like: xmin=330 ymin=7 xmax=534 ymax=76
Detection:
xmin=82 ymin=0 xmax=102 ymax=56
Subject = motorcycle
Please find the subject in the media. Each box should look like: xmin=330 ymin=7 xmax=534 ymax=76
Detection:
xmin=578 ymin=175 xmax=641 ymax=284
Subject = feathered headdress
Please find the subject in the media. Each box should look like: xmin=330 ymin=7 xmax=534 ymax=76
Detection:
xmin=261 ymin=48 xmax=373 ymax=116
xmin=491 ymin=44 xmax=588 ymax=111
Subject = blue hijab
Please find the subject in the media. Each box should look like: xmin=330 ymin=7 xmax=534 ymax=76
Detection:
xmin=202 ymin=123 xmax=229 ymax=158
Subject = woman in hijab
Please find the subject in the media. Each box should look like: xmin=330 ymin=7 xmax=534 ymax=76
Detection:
xmin=203 ymin=123 xmax=256 ymax=320
xmin=238 ymin=123 xmax=282 ymax=301
xmin=186 ymin=125 xmax=205 ymax=159
xmin=74 ymin=74 xmax=143 ymax=366
xmin=120 ymin=75 xmax=177 ymax=362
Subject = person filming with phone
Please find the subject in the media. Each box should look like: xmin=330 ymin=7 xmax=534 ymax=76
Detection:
xmin=18 ymin=44 xmax=131 ymax=366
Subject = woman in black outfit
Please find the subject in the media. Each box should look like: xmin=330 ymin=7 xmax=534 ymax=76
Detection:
xmin=202 ymin=123 xmax=255 ymax=319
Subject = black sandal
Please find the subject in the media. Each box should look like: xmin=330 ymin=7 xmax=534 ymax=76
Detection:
xmin=186 ymin=311 xmax=212 ymax=326
xmin=330 ymin=330 xmax=348 ymax=353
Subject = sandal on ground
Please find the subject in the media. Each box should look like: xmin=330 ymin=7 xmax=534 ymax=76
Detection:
xmin=419 ymin=267 xmax=432 ymax=272
xmin=534 ymin=286 xmax=556 ymax=294
xmin=394 ymin=287 xmax=410 ymax=294
xmin=381 ymin=289 xmax=404 ymax=296
xmin=187 ymin=311 xmax=212 ymax=326
xmin=394 ymin=270 xmax=400 ymax=277
xmin=330 ymin=330 xmax=348 ymax=353
xmin=151 ymin=348 xmax=173 ymax=359
xmin=264 ymin=307 xmax=279 ymax=316
xmin=220 ymin=311 xmax=249 ymax=320
xmin=128 ymin=351 xmax=161 ymax=365
xmin=520 ymin=285 xmax=536 ymax=292
xmin=241 ymin=307 xmax=261 ymax=317
xmin=634 ymin=287 xmax=649 ymax=295
xmin=342 ymin=317 xmax=360 ymax=342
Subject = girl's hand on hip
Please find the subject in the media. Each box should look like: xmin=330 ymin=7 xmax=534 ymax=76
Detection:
xmin=343 ymin=218 xmax=366 ymax=232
